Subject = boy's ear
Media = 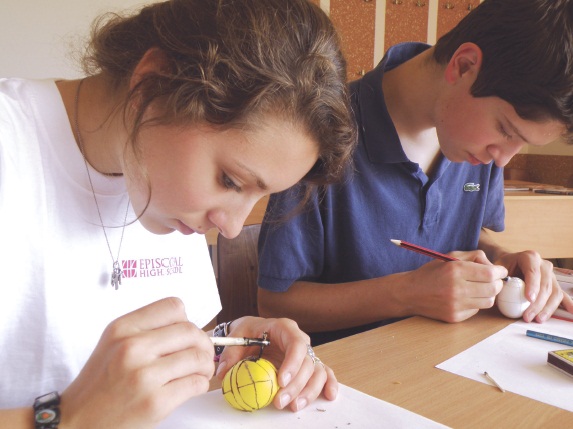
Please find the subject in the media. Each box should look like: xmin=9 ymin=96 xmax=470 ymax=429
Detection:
xmin=129 ymin=47 xmax=172 ymax=90
xmin=444 ymin=42 xmax=483 ymax=85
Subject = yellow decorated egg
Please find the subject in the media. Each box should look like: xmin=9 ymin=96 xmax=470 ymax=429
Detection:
xmin=221 ymin=357 xmax=278 ymax=412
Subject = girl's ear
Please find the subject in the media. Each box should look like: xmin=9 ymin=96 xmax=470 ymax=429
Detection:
xmin=443 ymin=42 xmax=483 ymax=85
xmin=129 ymin=47 xmax=172 ymax=90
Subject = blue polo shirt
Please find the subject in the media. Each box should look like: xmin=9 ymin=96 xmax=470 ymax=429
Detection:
xmin=258 ymin=43 xmax=505 ymax=342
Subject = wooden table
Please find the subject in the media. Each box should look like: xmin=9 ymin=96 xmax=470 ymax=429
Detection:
xmin=313 ymin=310 xmax=573 ymax=427
xmin=208 ymin=310 xmax=572 ymax=426
xmin=207 ymin=181 xmax=573 ymax=259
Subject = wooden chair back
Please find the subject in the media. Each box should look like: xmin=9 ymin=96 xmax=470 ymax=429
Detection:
xmin=216 ymin=224 xmax=261 ymax=323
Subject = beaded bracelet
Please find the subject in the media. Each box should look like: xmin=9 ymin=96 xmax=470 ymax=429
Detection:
xmin=213 ymin=320 xmax=233 ymax=359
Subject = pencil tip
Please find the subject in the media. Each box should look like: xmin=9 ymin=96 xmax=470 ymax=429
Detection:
xmin=390 ymin=239 xmax=401 ymax=245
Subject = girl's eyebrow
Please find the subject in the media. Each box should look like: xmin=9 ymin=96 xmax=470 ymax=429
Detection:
xmin=235 ymin=161 xmax=268 ymax=191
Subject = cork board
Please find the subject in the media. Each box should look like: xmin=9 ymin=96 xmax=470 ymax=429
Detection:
xmin=330 ymin=0 xmax=377 ymax=81
xmin=437 ymin=0 xmax=480 ymax=39
xmin=384 ymin=1 xmax=429 ymax=50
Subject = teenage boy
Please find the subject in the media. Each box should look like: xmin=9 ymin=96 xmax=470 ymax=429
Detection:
xmin=257 ymin=0 xmax=573 ymax=344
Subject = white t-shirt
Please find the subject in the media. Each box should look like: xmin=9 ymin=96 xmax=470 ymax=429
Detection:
xmin=0 ymin=78 xmax=221 ymax=408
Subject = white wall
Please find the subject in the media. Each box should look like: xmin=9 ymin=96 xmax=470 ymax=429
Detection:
xmin=0 ymin=0 xmax=153 ymax=79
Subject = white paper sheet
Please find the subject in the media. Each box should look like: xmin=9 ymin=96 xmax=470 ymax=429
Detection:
xmin=436 ymin=318 xmax=573 ymax=412
xmin=158 ymin=383 xmax=450 ymax=428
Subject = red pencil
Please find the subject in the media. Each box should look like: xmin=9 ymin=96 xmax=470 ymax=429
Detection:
xmin=390 ymin=239 xmax=458 ymax=262
xmin=390 ymin=239 xmax=509 ymax=281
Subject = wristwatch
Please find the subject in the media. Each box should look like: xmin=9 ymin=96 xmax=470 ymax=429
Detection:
xmin=33 ymin=391 xmax=60 ymax=429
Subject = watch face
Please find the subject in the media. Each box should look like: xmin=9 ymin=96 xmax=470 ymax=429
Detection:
xmin=35 ymin=408 xmax=57 ymax=423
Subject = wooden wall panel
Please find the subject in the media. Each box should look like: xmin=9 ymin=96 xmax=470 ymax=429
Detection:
xmin=329 ymin=0 xmax=377 ymax=81
xmin=384 ymin=1 xmax=429 ymax=50
xmin=436 ymin=0 xmax=480 ymax=39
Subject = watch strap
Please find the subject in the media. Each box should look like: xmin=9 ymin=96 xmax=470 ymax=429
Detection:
xmin=33 ymin=391 xmax=60 ymax=429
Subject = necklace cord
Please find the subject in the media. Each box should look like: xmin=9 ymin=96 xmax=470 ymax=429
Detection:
xmin=74 ymin=78 xmax=130 ymax=289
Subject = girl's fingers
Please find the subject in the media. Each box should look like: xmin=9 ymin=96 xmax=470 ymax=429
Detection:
xmin=130 ymin=321 xmax=213 ymax=362
xmin=274 ymin=350 xmax=317 ymax=410
xmin=286 ymin=362 xmax=331 ymax=412
xmin=151 ymin=341 xmax=215 ymax=383
xmin=110 ymin=297 xmax=189 ymax=337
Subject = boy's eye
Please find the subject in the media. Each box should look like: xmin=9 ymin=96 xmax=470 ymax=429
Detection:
xmin=499 ymin=124 xmax=513 ymax=140
xmin=222 ymin=173 xmax=242 ymax=192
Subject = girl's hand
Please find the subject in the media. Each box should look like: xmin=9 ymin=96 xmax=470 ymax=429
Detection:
xmin=215 ymin=316 xmax=337 ymax=412
xmin=60 ymin=297 xmax=214 ymax=429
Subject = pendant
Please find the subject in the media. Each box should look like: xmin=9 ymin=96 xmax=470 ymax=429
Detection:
xmin=111 ymin=261 xmax=122 ymax=290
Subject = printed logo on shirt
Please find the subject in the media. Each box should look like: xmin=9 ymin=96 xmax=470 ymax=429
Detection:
xmin=463 ymin=182 xmax=480 ymax=192
xmin=121 ymin=257 xmax=184 ymax=279
xmin=122 ymin=259 xmax=138 ymax=278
